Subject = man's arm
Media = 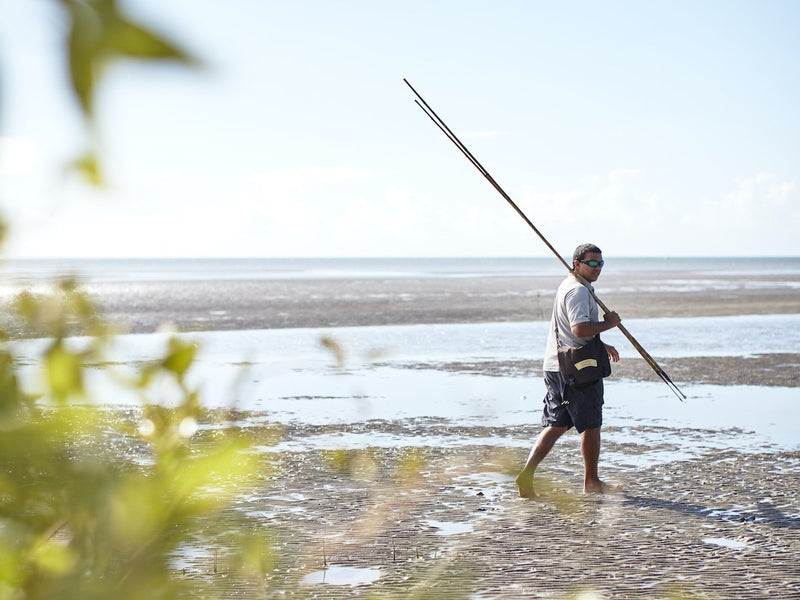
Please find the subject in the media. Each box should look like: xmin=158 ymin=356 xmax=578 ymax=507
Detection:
xmin=571 ymin=311 xmax=621 ymax=338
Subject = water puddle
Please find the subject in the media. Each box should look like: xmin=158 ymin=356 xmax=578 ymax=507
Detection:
xmin=300 ymin=565 xmax=381 ymax=586
xmin=702 ymin=507 xmax=758 ymax=524
xmin=702 ymin=537 xmax=748 ymax=550
xmin=169 ymin=543 xmax=226 ymax=573
xmin=425 ymin=519 xmax=474 ymax=535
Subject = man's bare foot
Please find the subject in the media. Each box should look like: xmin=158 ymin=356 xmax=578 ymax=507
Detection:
xmin=515 ymin=472 xmax=536 ymax=498
xmin=583 ymin=480 xmax=621 ymax=494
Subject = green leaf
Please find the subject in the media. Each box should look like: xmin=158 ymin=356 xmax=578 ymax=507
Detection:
xmin=67 ymin=151 xmax=104 ymax=186
xmin=107 ymin=19 xmax=197 ymax=64
xmin=233 ymin=532 xmax=277 ymax=577
xmin=109 ymin=476 xmax=166 ymax=548
xmin=64 ymin=0 xmax=104 ymax=117
xmin=162 ymin=338 xmax=197 ymax=379
xmin=31 ymin=536 xmax=77 ymax=576
xmin=62 ymin=0 xmax=198 ymax=131
xmin=45 ymin=341 xmax=84 ymax=401
xmin=169 ymin=439 xmax=255 ymax=506
xmin=0 ymin=351 xmax=24 ymax=418
xmin=13 ymin=290 xmax=37 ymax=322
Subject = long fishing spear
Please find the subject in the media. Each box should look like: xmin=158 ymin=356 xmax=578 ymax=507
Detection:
xmin=404 ymin=78 xmax=686 ymax=402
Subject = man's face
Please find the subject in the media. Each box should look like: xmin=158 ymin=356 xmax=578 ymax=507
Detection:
xmin=573 ymin=252 xmax=604 ymax=283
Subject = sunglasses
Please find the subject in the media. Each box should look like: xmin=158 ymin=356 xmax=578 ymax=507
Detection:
xmin=578 ymin=259 xmax=604 ymax=268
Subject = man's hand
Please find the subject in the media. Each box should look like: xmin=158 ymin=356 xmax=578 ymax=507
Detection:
xmin=605 ymin=343 xmax=619 ymax=363
xmin=603 ymin=311 xmax=621 ymax=328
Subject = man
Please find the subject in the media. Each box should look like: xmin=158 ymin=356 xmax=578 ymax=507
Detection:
xmin=516 ymin=243 xmax=621 ymax=498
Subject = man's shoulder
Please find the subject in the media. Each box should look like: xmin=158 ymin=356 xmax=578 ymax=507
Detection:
xmin=558 ymin=277 xmax=594 ymax=310
xmin=558 ymin=276 xmax=590 ymax=296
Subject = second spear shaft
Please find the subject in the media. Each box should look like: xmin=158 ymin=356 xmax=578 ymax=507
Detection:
xmin=404 ymin=78 xmax=686 ymax=401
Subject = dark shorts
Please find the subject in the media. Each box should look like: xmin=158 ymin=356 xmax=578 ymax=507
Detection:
xmin=540 ymin=371 xmax=604 ymax=433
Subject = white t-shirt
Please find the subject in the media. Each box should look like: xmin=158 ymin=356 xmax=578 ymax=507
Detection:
xmin=542 ymin=275 xmax=599 ymax=372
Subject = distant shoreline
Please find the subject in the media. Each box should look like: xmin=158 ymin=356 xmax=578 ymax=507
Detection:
xmin=2 ymin=270 xmax=799 ymax=337
xmin=2 ymin=255 xmax=799 ymax=285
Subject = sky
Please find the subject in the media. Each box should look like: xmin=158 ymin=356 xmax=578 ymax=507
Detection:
xmin=0 ymin=0 xmax=798 ymax=258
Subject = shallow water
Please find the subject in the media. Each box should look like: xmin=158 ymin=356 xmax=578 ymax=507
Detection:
xmin=300 ymin=566 xmax=382 ymax=586
xmin=10 ymin=315 xmax=799 ymax=467
xmin=424 ymin=520 xmax=474 ymax=536
xmin=702 ymin=537 xmax=749 ymax=550
xmin=191 ymin=313 xmax=800 ymax=361
xmin=13 ymin=313 xmax=800 ymax=366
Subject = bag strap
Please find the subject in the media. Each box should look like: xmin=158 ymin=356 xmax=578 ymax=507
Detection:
xmin=553 ymin=290 xmax=600 ymax=349
xmin=552 ymin=294 xmax=563 ymax=348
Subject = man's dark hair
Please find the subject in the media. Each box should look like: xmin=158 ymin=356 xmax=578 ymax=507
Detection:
xmin=573 ymin=243 xmax=602 ymax=262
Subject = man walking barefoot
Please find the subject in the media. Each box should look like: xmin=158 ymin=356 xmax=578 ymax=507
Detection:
xmin=516 ymin=243 xmax=621 ymax=498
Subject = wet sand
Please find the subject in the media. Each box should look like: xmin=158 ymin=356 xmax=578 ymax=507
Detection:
xmin=83 ymin=272 xmax=800 ymax=333
xmin=183 ymin=424 xmax=800 ymax=599
xmin=149 ymin=273 xmax=797 ymax=597
xmin=6 ymin=270 xmax=800 ymax=596
xmin=392 ymin=353 xmax=800 ymax=387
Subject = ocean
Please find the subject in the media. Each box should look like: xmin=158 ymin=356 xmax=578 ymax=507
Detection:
xmin=3 ymin=255 xmax=800 ymax=283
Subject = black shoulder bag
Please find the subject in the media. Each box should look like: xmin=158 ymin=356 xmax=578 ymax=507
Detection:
xmin=554 ymin=312 xmax=611 ymax=388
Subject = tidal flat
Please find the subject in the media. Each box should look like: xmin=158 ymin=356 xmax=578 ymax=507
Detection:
xmin=4 ymin=262 xmax=799 ymax=597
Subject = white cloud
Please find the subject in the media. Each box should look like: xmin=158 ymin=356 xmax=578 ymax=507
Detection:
xmin=690 ymin=173 xmax=799 ymax=255
xmin=518 ymin=169 xmax=800 ymax=257
xmin=725 ymin=172 xmax=795 ymax=215
xmin=1 ymin=165 xmax=382 ymax=257
xmin=518 ymin=169 xmax=669 ymax=256
xmin=4 ymin=160 xmax=797 ymax=258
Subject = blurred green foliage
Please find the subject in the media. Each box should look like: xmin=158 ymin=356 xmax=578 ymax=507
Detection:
xmin=58 ymin=0 xmax=199 ymax=184
xmin=0 ymin=4 xmax=283 ymax=597
xmin=0 ymin=283 xmax=273 ymax=599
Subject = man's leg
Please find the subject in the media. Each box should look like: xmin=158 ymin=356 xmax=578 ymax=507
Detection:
xmin=515 ymin=426 xmax=568 ymax=498
xmin=580 ymin=427 xmax=618 ymax=493
xmin=581 ymin=427 xmax=602 ymax=492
